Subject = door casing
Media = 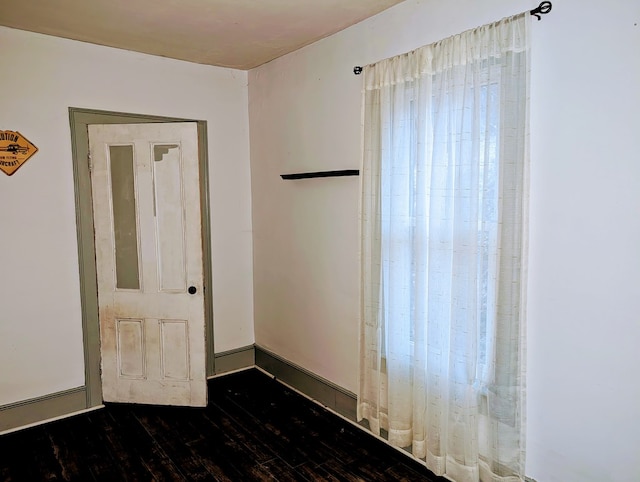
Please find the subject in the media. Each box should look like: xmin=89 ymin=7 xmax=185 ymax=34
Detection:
xmin=69 ymin=108 xmax=215 ymax=408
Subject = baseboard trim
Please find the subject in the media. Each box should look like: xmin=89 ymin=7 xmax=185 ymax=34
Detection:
xmin=0 ymin=386 xmax=88 ymax=433
xmin=254 ymin=345 xmax=357 ymax=421
xmin=214 ymin=344 xmax=255 ymax=375
xmin=0 ymin=345 xmax=354 ymax=434
xmin=1 ymin=345 xmax=257 ymax=434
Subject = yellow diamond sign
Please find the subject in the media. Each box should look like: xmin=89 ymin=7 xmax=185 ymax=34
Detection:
xmin=0 ymin=131 xmax=39 ymax=176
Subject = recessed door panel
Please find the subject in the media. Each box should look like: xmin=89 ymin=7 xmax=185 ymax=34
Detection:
xmin=160 ymin=320 xmax=189 ymax=380
xmin=116 ymin=319 xmax=145 ymax=379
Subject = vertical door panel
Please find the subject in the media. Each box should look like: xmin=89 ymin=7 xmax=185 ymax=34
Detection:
xmin=153 ymin=144 xmax=187 ymax=292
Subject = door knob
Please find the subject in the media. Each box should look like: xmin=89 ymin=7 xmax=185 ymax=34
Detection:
xmin=188 ymin=286 xmax=197 ymax=295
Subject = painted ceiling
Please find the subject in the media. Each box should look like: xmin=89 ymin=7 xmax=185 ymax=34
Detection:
xmin=0 ymin=0 xmax=405 ymax=69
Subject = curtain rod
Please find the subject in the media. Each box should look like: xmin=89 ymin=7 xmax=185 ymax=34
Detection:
xmin=353 ymin=1 xmax=552 ymax=75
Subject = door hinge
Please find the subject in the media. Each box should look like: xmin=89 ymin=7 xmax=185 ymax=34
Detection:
xmin=88 ymin=150 xmax=92 ymax=172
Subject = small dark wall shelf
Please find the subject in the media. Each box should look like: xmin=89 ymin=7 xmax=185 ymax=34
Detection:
xmin=281 ymin=169 xmax=359 ymax=180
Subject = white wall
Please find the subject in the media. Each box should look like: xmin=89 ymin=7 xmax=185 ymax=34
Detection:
xmin=249 ymin=1 xmax=640 ymax=481
xmin=0 ymin=26 xmax=254 ymax=406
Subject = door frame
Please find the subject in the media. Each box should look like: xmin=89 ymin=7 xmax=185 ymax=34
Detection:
xmin=69 ymin=108 xmax=215 ymax=408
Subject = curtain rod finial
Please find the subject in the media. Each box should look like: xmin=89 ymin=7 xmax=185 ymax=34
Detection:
xmin=530 ymin=1 xmax=552 ymax=20
xmin=353 ymin=66 xmax=363 ymax=75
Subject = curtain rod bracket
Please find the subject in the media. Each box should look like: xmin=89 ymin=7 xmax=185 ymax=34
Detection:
xmin=530 ymin=1 xmax=552 ymax=21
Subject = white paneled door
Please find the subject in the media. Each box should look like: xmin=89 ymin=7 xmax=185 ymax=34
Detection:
xmin=89 ymin=123 xmax=206 ymax=407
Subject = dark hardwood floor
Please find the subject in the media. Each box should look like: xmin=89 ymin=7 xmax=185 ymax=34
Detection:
xmin=0 ymin=368 xmax=443 ymax=481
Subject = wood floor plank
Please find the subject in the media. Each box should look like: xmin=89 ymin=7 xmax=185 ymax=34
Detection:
xmin=100 ymin=406 xmax=179 ymax=481
xmin=133 ymin=408 xmax=217 ymax=481
xmin=0 ymin=427 xmax=64 ymax=482
xmin=203 ymin=407 xmax=277 ymax=464
xmin=44 ymin=415 xmax=107 ymax=481
xmin=209 ymin=392 xmax=314 ymax=469
xmin=209 ymin=370 xmax=358 ymax=471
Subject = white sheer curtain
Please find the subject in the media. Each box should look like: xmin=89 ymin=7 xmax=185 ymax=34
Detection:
xmin=359 ymin=13 xmax=530 ymax=482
